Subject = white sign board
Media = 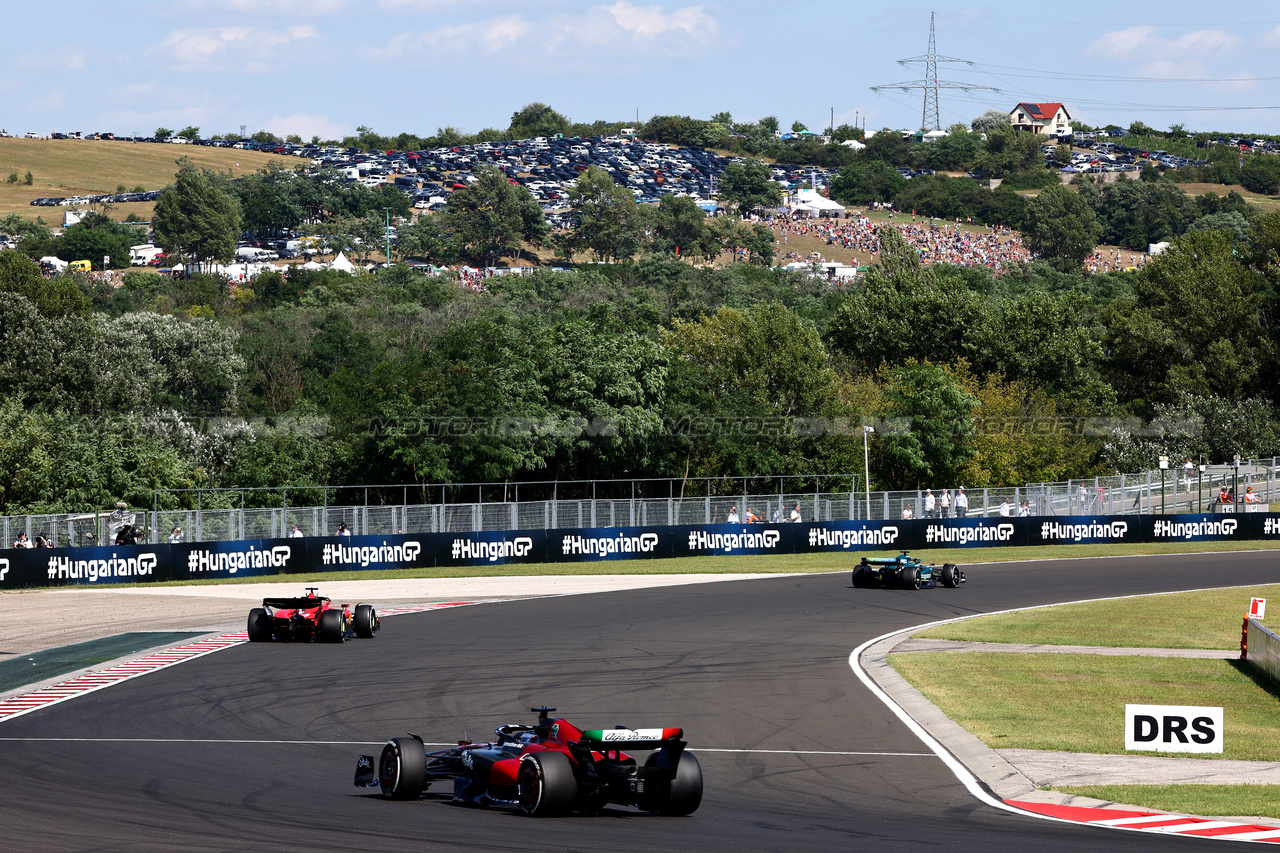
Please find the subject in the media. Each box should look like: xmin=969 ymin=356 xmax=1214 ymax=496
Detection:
xmin=1125 ymin=704 xmax=1223 ymax=754
xmin=1251 ymin=598 xmax=1267 ymax=619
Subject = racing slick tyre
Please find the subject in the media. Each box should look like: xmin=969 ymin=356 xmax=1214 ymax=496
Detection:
xmin=941 ymin=564 xmax=962 ymax=588
xmin=517 ymin=751 xmax=578 ymax=816
xmin=247 ymin=608 xmax=271 ymax=642
xmin=645 ymin=751 xmax=703 ymax=816
xmin=852 ymin=564 xmax=869 ymax=588
xmin=320 ymin=609 xmax=345 ymax=643
xmin=353 ymin=604 xmax=379 ymax=639
xmin=378 ymin=737 xmax=426 ymax=800
xmin=898 ymin=566 xmax=922 ymax=590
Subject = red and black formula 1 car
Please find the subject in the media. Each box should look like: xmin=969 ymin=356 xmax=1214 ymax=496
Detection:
xmin=247 ymin=587 xmax=378 ymax=643
xmin=355 ymin=707 xmax=702 ymax=817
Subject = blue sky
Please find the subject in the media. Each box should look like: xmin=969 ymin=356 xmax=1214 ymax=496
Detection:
xmin=4 ymin=2 xmax=1280 ymax=140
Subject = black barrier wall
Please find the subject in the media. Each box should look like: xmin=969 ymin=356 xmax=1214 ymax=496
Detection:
xmin=2 ymin=514 xmax=1279 ymax=589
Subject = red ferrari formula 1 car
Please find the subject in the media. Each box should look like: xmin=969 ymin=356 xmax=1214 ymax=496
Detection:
xmin=247 ymin=587 xmax=378 ymax=643
xmin=355 ymin=707 xmax=702 ymax=817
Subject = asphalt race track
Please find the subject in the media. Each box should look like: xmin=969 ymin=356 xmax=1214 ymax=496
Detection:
xmin=1 ymin=551 xmax=1276 ymax=852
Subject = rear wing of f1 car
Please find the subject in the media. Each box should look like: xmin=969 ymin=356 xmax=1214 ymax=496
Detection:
xmin=578 ymin=728 xmax=684 ymax=751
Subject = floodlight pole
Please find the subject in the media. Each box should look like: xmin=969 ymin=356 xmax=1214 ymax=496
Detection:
xmin=863 ymin=426 xmax=874 ymax=520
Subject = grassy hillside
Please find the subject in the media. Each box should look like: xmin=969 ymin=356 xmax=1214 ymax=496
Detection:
xmin=0 ymin=139 xmax=290 ymax=222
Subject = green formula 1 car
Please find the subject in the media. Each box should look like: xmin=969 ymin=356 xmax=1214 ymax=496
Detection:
xmin=851 ymin=553 xmax=965 ymax=590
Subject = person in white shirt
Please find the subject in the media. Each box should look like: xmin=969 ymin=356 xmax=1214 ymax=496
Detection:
xmin=1018 ymin=501 xmax=1030 ymax=517
xmin=335 ymin=522 xmax=351 ymax=538
xmin=998 ymin=498 xmax=1012 ymax=517
xmin=288 ymin=524 xmax=304 ymax=538
xmin=167 ymin=527 xmax=183 ymax=544
xmin=12 ymin=531 xmax=31 ymax=548
xmin=726 ymin=505 xmax=740 ymax=524
xmin=954 ymin=487 xmax=968 ymax=518
xmin=923 ymin=489 xmax=935 ymax=518
xmin=940 ymin=489 xmax=951 ymax=518
xmin=790 ymin=503 xmax=802 ymax=523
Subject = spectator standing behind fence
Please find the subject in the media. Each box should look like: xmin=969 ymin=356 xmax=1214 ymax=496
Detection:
xmin=998 ymin=498 xmax=1012 ymax=517
xmin=772 ymin=506 xmax=783 ymax=523
xmin=1077 ymin=484 xmax=1088 ymax=512
xmin=940 ymin=489 xmax=951 ymax=518
xmin=790 ymin=503 xmax=803 ymax=523
xmin=745 ymin=507 xmax=759 ymax=523
xmin=167 ymin=527 xmax=183 ymax=544
xmin=902 ymin=504 xmax=914 ymax=519
xmin=335 ymin=522 xmax=351 ymax=538
xmin=1018 ymin=501 xmax=1031 ymax=517
xmin=923 ymin=489 xmax=935 ymax=518
xmin=954 ymin=487 xmax=968 ymax=517
xmin=727 ymin=505 xmax=740 ymax=524
xmin=12 ymin=531 xmax=30 ymax=548
xmin=289 ymin=524 xmax=304 ymax=538
xmin=1183 ymin=457 xmax=1194 ymax=491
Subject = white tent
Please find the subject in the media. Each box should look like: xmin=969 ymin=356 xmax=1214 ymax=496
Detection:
xmin=330 ymin=252 xmax=356 ymax=273
xmin=841 ymin=139 xmax=866 ymax=150
xmin=39 ymin=255 xmax=68 ymax=270
xmin=794 ymin=189 xmax=845 ymax=212
xmin=301 ymin=260 xmax=324 ymax=270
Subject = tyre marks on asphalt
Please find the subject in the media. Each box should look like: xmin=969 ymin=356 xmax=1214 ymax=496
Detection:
xmin=0 ymin=602 xmax=475 ymax=725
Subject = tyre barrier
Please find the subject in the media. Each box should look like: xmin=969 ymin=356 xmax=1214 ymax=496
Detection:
xmin=1 ymin=513 xmax=1278 ymax=590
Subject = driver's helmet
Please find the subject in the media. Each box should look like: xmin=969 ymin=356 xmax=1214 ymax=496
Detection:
xmin=516 ymin=730 xmax=539 ymax=744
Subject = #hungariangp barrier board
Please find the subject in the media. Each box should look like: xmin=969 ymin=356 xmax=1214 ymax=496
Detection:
xmin=2 ymin=514 xmax=1278 ymax=589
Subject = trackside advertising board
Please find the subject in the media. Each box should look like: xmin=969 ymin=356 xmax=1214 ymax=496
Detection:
xmin=2 ymin=514 xmax=1279 ymax=588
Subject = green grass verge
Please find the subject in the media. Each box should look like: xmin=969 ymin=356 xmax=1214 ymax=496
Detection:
xmin=888 ymin=653 xmax=1280 ymax=762
xmin=1050 ymin=785 xmax=1280 ymax=822
xmin=914 ymin=583 xmax=1280 ymax=650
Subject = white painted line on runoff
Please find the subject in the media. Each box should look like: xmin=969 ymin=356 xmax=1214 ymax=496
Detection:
xmin=0 ymin=602 xmax=473 ymax=725
xmin=849 ymin=598 xmax=1280 ymax=843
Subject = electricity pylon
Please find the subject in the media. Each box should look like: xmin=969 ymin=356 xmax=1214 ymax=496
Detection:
xmin=870 ymin=12 xmax=1000 ymax=131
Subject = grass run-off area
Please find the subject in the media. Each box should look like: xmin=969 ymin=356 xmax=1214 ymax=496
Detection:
xmin=914 ymin=582 xmax=1280 ymax=650
xmin=889 ymin=652 xmax=1280 ymax=762
xmin=1052 ymin=785 xmax=1280 ymax=822
xmin=0 ymin=138 xmax=288 ymax=221
xmin=39 ymin=539 xmax=1279 ymax=590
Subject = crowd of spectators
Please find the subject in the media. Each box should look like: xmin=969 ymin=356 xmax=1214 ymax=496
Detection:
xmin=760 ymin=211 xmax=1032 ymax=272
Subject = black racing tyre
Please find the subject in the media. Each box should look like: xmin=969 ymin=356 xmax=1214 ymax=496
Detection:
xmin=378 ymin=737 xmax=427 ymax=800
xmin=517 ymin=751 xmax=578 ymax=816
xmin=899 ymin=566 xmax=922 ymax=590
xmin=353 ymin=604 xmax=379 ymax=639
xmin=645 ymin=751 xmax=703 ymax=816
xmin=247 ymin=608 xmax=271 ymax=642
xmin=941 ymin=564 xmax=961 ymax=588
xmin=320 ymin=609 xmax=345 ymax=643
xmin=852 ymin=567 xmax=868 ymax=588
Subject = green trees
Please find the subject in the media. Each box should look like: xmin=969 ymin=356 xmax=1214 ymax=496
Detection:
xmin=56 ymin=213 xmax=138 ymax=269
xmin=442 ymin=165 xmax=549 ymax=265
xmin=828 ymin=161 xmax=907 ymax=205
xmin=560 ymin=166 xmax=643 ymax=263
xmin=877 ymin=362 xmax=978 ymax=489
xmin=0 ymin=250 xmax=88 ymax=316
xmin=153 ymin=167 xmax=242 ymax=266
xmin=716 ymin=158 xmax=782 ymax=217
xmin=971 ymin=110 xmax=1011 ymax=133
xmin=977 ymin=126 xmax=1045 ymax=178
xmin=1103 ymin=229 xmax=1275 ymax=407
xmin=649 ymin=194 xmax=717 ymax=260
xmin=1241 ymin=156 xmax=1280 ymax=195
xmin=1021 ymin=184 xmax=1102 ymax=271
xmin=508 ymin=103 xmax=570 ymax=139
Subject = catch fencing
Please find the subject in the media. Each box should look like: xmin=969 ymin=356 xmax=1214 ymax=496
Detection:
xmin=1 ymin=461 xmax=1276 ymax=548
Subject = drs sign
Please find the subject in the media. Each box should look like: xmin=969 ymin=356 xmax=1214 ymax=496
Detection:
xmin=1125 ymin=704 xmax=1223 ymax=754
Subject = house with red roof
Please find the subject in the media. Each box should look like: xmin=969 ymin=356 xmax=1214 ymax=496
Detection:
xmin=1008 ymin=103 xmax=1072 ymax=137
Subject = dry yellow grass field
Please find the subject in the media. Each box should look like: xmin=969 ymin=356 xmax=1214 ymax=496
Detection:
xmin=0 ymin=138 xmax=291 ymax=222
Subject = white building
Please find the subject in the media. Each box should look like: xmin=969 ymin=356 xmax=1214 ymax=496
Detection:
xmin=1009 ymin=103 xmax=1072 ymax=137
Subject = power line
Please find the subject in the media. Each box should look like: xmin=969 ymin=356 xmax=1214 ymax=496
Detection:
xmin=869 ymin=11 xmax=1000 ymax=130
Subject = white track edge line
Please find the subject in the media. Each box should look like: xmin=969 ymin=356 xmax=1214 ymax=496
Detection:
xmin=848 ymin=582 xmax=1280 ymax=840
